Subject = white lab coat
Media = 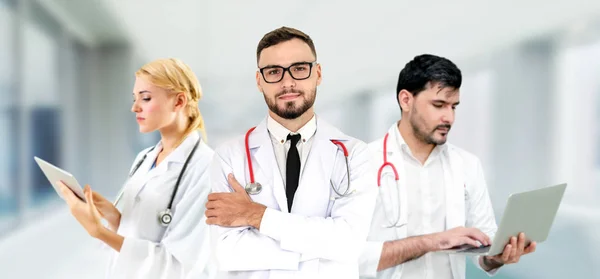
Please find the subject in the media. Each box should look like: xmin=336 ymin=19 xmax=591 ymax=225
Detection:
xmin=359 ymin=124 xmax=499 ymax=279
xmin=106 ymin=131 xmax=215 ymax=279
xmin=209 ymin=116 xmax=378 ymax=279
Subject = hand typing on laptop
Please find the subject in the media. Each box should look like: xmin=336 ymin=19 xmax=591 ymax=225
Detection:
xmin=427 ymin=226 xmax=491 ymax=250
xmin=427 ymin=227 xmax=537 ymax=271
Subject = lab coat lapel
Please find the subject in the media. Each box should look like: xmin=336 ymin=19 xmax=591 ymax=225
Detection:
xmin=296 ymin=118 xmax=345 ymax=213
xmin=312 ymin=122 xmax=339 ymax=192
xmin=249 ymin=119 xmax=288 ymax=212
xmin=130 ymin=147 xmax=163 ymax=199
xmin=443 ymin=146 xmax=466 ymax=229
xmin=131 ymin=132 xmax=199 ymax=199
xmin=443 ymin=146 xmax=466 ymax=279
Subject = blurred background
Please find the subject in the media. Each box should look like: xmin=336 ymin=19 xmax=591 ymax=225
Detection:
xmin=0 ymin=0 xmax=599 ymax=278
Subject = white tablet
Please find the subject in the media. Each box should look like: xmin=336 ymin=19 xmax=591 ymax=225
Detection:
xmin=34 ymin=156 xmax=86 ymax=202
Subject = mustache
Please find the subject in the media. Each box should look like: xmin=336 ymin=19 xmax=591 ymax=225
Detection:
xmin=275 ymin=89 xmax=304 ymax=98
xmin=434 ymin=124 xmax=452 ymax=131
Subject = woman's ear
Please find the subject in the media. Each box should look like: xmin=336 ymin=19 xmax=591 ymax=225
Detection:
xmin=175 ymin=92 xmax=187 ymax=110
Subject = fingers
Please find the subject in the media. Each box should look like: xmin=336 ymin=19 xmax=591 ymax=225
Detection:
xmin=85 ymin=187 xmax=97 ymax=212
xmin=459 ymin=236 xmax=481 ymax=247
xmin=205 ymin=200 xmax=224 ymax=210
xmin=57 ymin=181 xmax=78 ymax=205
xmin=205 ymin=209 xmax=215 ymax=218
xmin=463 ymin=227 xmax=490 ymax=246
xmin=517 ymin=232 xmax=526 ymax=255
xmin=524 ymin=241 xmax=537 ymax=255
xmin=92 ymin=190 xmax=108 ymax=202
xmin=227 ymin=174 xmax=246 ymax=194
xmin=205 ymin=209 xmax=221 ymax=218
xmin=509 ymin=236 xmax=518 ymax=261
xmin=501 ymin=242 xmax=512 ymax=262
xmin=85 ymin=185 xmax=92 ymax=201
xmin=208 ymin=193 xmax=231 ymax=201
xmin=206 ymin=216 xmax=218 ymax=225
xmin=85 ymin=188 xmax=93 ymax=207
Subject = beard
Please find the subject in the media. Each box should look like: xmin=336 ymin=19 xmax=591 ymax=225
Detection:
xmin=264 ymin=88 xmax=316 ymax=120
xmin=409 ymin=106 xmax=452 ymax=145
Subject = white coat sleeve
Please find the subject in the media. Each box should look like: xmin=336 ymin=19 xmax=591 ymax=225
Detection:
xmin=210 ymin=142 xmax=378 ymax=272
xmin=210 ymin=149 xmax=303 ymax=272
xmin=465 ymin=157 xmax=501 ymax=276
xmin=358 ymin=240 xmax=385 ymax=278
xmin=259 ymin=143 xmax=377 ymax=263
xmin=110 ymin=153 xmax=213 ymax=279
xmin=211 ymin=144 xmax=377 ymax=271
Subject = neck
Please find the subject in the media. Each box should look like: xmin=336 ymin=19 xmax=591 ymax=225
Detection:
xmin=269 ymin=108 xmax=315 ymax=133
xmin=397 ymin=118 xmax=435 ymax=165
xmin=159 ymin=115 xmax=189 ymax=153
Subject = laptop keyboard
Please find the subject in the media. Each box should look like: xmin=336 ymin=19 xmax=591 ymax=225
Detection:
xmin=456 ymin=245 xmax=491 ymax=254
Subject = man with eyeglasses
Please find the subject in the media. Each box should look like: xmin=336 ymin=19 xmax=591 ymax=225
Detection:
xmin=205 ymin=26 xmax=378 ymax=278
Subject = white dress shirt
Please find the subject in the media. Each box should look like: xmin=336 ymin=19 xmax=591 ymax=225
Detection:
xmin=266 ymin=114 xmax=317 ymax=186
xmin=360 ymin=123 xmax=499 ymax=279
xmin=393 ymin=127 xmax=453 ymax=279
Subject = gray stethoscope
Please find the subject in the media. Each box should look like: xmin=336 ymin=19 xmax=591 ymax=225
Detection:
xmin=377 ymin=132 xmax=406 ymax=228
xmin=243 ymin=127 xmax=354 ymax=198
xmin=113 ymin=138 xmax=200 ymax=227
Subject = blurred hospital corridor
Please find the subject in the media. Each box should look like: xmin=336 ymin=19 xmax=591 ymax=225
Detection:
xmin=1 ymin=0 xmax=600 ymax=278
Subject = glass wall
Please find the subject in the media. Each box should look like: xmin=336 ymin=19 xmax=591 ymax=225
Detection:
xmin=0 ymin=0 xmax=17 ymax=234
xmin=0 ymin=0 xmax=89 ymax=235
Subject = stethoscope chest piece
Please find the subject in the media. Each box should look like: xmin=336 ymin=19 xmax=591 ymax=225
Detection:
xmin=158 ymin=209 xmax=173 ymax=227
xmin=245 ymin=182 xmax=262 ymax=195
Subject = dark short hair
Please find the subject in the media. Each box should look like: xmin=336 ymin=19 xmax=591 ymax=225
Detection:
xmin=396 ymin=54 xmax=462 ymax=103
xmin=256 ymin=26 xmax=317 ymax=64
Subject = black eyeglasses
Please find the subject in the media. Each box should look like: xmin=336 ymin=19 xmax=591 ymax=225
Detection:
xmin=259 ymin=61 xmax=317 ymax=84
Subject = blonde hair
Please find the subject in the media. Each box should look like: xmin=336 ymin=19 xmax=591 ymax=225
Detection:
xmin=135 ymin=58 xmax=207 ymax=145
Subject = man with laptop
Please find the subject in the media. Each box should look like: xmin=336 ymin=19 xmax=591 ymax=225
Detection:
xmin=359 ymin=54 xmax=548 ymax=279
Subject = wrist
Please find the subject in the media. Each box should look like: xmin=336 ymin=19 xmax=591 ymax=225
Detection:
xmin=483 ymin=256 xmax=504 ymax=270
xmin=96 ymin=225 xmax=125 ymax=252
xmin=422 ymin=233 xmax=440 ymax=252
xmin=247 ymin=203 xmax=267 ymax=229
xmin=92 ymin=224 xmax=109 ymax=239
xmin=110 ymin=212 xmax=121 ymax=228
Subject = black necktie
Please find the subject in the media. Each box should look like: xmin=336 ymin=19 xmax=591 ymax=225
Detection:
xmin=286 ymin=133 xmax=301 ymax=212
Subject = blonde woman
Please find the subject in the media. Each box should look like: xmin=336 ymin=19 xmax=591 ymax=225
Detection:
xmin=58 ymin=58 xmax=214 ymax=278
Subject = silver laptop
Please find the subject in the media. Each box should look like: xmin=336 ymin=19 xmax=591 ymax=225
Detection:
xmin=440 ymin=183 xmax=567 ymax=256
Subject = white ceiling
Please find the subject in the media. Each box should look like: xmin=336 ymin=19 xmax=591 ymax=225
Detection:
xmin=99 ymin=0 xmax=600 ymax=98
xmin=49 ymin=0 xmax=600 ymax=108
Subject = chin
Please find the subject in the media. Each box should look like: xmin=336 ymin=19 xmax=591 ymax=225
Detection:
xmin=436 ymin=136 xmax=448 ymax=145
xmin=276 ymin=103 xmax=291 ymax=111
xmin=138 ymin=126 xmax=153 ymax=133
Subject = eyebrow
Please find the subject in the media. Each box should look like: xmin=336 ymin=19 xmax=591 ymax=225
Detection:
xmin=259 ymin=61 xmax=313 ymax=69
xmin=135 ymin=90 xmax=151 ymax=94
xmin=432 ymin=99 xmax=460 ymax=106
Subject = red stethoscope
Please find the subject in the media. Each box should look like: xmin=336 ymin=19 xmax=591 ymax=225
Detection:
xmin=377 ymin=132 xmax=405 ymax=228
xmin=243 ymin=127 xmax=353 ymax=198
xmin=377 ymin=133 xmax=399 ymax=186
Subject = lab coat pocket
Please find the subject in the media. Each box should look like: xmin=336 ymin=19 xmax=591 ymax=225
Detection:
xmin=135 ymin=188 xmax=169 ymax=242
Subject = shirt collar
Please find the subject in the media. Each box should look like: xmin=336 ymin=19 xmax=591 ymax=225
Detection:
xmin=267 ymin=114 xmax=317 ymax=144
